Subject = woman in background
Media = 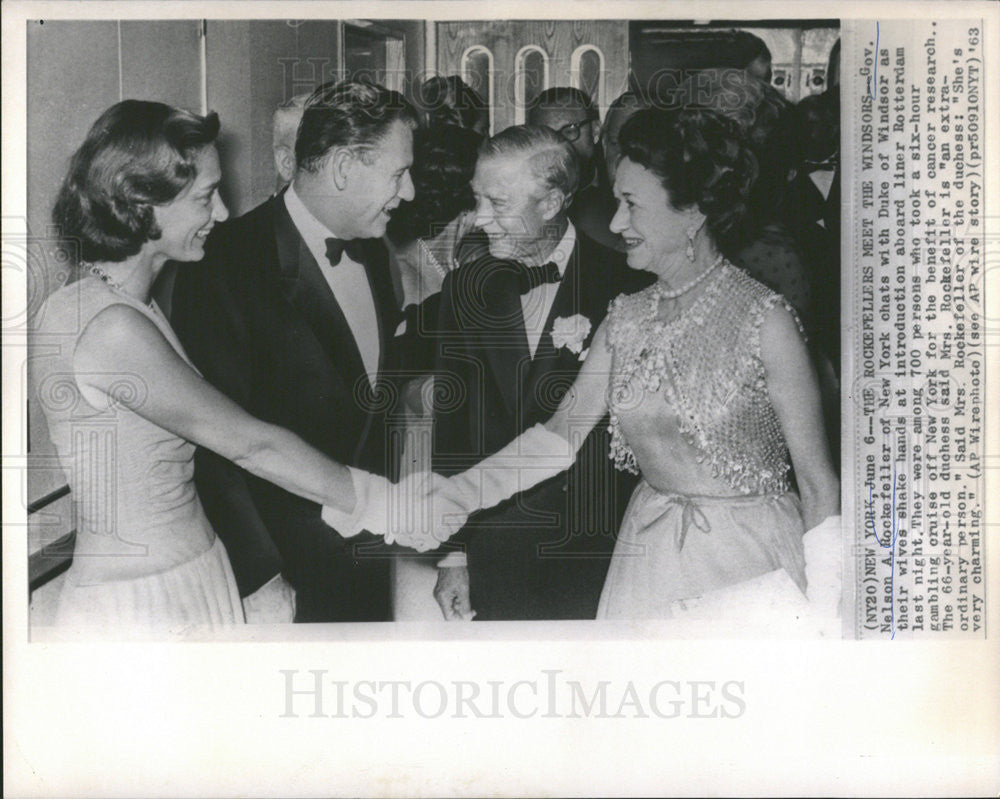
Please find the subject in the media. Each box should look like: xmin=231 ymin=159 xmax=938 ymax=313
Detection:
xmin=386 ymin=123 xmax=481 ymax=308
xmin=33 ymin=100 xmax=448 ymax=631
xmin=416 ymin=74 xmax=490 ymax=137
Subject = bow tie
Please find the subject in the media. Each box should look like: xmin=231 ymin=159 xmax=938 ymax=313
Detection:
xmin=325 ymin=237 xmax=366 ymax=267
xmin=517 ymin=261 xmax=561 ymax=294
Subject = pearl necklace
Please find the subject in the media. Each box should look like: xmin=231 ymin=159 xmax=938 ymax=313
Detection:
xmin=83 ymin=262 xmax=154 ymax=308
xmin=652 ymin=253 xmax=725 ymax=300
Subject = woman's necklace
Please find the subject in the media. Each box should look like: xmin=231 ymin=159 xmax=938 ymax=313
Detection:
xmin=652 ymin=253 xmax=725 ymax=301
xmin=83 ymin=262 xmax=154 ymax=308
xmin=417 ymin=237 xmax=450 ymax=278
xmin=648 ymin=253 xmax=725 ymax=324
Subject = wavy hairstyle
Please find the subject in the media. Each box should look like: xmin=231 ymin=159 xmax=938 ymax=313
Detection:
xmin=296 ymin=80 xmax=417 ymax=172
xmin=387 ymin=123 xmax=480 ymax=245
xmin=479 ymin=124 xmax=580 ymax=205
xmin=617 ymin=106 xmax=757 ymax=251
xmin=672 ymin=70 xmax=797 ymax=233
xmin=416 ymin=75 xmax=489 ymax=134
xmin=53 ymin=100 xmax=220 ymax=264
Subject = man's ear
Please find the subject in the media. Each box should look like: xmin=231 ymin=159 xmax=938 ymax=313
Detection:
xmin=325 ymin=146 xmax=355 ymax=191
xmin=539 ymin=187 xmax=568 ymax=222
xmin=591 ymin=119 xmax=601 ymax=146
xmin=274 ymin=145 xmax=296 ymax=184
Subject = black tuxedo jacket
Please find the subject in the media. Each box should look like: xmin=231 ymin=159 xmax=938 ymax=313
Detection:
xmin=432 ymin=229 xmax=654 ymax=620
xmin=171 ymin=192 xmax=420 ymax=622
xmin=786 ymin=167 xmax=841 ymax=368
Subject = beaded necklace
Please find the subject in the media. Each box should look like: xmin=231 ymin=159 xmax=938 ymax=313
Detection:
xmin=417 ymin=237 xmax=451 ymax=278
xmin=83 ymin=262 xmax=154 ymax=308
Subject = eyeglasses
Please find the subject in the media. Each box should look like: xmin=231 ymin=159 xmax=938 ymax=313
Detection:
xmin=555 ymin=116 xmax=597 ymax=143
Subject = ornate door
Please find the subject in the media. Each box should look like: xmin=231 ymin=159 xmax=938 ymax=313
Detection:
xmin=436 ymin=20 xmax=629 ymax=133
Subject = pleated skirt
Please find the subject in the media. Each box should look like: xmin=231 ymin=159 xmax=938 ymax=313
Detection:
xmin=55 ymin=535 xmax=244 ymax=633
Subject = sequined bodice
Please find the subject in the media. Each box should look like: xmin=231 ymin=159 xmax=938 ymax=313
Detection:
xmin=606 ymin=263 xmax=799 ymax=496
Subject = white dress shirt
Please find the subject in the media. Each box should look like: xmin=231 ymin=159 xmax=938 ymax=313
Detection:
xmin=284 ymin=184 xmax=380 ymax=387
xmin=521 ymin=222 xmax=576 ymax=358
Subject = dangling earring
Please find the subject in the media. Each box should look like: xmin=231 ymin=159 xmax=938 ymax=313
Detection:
xmin=685 ymin=222 xmax=698 ymax=262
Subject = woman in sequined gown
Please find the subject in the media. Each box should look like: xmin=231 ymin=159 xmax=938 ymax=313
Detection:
xmin=443 ymin=107 xmax=840 ymax=621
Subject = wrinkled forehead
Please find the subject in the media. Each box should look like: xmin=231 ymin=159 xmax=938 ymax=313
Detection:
xmin=366 ymin=119 xmax=414 ymax=167
xmin=472 ymin=152 xmax=540 ymax=196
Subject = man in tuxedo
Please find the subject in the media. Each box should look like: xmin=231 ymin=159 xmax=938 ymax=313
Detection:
xmin=431 ymin=125 xmax=653 ymax=621
xmin=172 ymin=81 xmax=420 ymax=623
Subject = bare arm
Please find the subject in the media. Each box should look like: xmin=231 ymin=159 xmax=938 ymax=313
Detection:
xmin=760 ymin=303 xmax=840 ymax=529
xmin=73 ymin=303 xmax=356 ymax=512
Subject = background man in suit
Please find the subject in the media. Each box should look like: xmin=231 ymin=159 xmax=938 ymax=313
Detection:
xmin=527 ymin=87 xmax=619 ymax=251
xmin=431 ymin=125 xmax=653 ymax=621
xmin=172 ymin=81 xmax=419 ymax=623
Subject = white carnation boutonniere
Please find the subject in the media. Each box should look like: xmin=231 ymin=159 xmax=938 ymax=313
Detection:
xmin=551 ymin=314 xmax=592 ymax=355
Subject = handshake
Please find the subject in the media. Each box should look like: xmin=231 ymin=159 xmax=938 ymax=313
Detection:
xmin=324 ymin=469 xmax=475 ymax=552
xmin=322 ymin=424 xmax=577 ymax=552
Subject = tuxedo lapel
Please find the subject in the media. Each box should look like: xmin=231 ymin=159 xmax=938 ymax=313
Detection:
xmin=465 ymin=256 xmax=530 ymax=417
xmin=523 ymin=244 xmax=587 ymax=420
xmin=358 ymin=238 xmax=400 ymax=378
xmin=271 ymin=196 xmax=368 ymax=387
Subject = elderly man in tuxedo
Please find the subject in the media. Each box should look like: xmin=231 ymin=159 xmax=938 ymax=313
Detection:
xmin=172 ymin=81 xmax=421 ymax=623
xmin=431 ymin=125 xmax=653 ymax=621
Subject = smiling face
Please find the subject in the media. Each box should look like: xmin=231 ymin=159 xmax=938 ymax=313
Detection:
xmin=471 ymin=152 xmax=554 ymax=262
xmin=151 ymin=145 xmax=228 ymax=263
xmin=609 ymin=157 xmax=693 ymax=274
xmin=341 ymin=119 xmax=415 ymax=239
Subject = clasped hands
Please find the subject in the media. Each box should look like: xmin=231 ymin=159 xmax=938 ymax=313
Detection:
xmin=370 ymin=471 xmax=476 ymax=552
xmin=322 ymin=424 xmax=577 ymax=552
xmin=322 ymin=469 xmax=476 ymax=552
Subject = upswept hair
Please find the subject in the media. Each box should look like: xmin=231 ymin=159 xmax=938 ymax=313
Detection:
xmin=480 ymin=124 xmax=580 ymax=203
xmin=52 ymin=99 xmax=220 ymax=263
xmin=672 ymin=69 xmax=796 ymax=231
xmin=295 ymin=80 xmax=418 ymax=172
xmin=387 ymin=123 xmax=480 ymax=245
xmin=618 ymin=107 xmax=757 ymax=251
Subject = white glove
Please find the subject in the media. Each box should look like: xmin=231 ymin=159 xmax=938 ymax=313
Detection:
xmin=321 ymin=469 xmax=469 ymax=553
xmin=803 ymin=514 xmax=842 ymax=618
xmin=445 ymin=423 xmax=577 ymax=514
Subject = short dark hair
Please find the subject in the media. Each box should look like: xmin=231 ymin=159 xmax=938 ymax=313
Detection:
xmin=295 ymin=80 xmax=418 ymax=173
xmin=53 ymin=99 xmax=220 ymax=264
xmin=527 ymin=86 xmax=597 ymax=121
xmin=618 ymin=107 xmax=757 ymax=250
xmin=387 ymin=123 xmax=480 ymax=245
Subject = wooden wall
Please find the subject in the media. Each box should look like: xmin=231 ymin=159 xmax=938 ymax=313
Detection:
xmin=436 ymin=20 xmax=630 ymax=133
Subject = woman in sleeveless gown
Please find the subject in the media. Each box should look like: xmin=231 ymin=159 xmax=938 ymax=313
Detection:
xmin=428 ymin=107 xmax=841 ymax=623
xmin=32 ymin=100 xmax=455 ymax=633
